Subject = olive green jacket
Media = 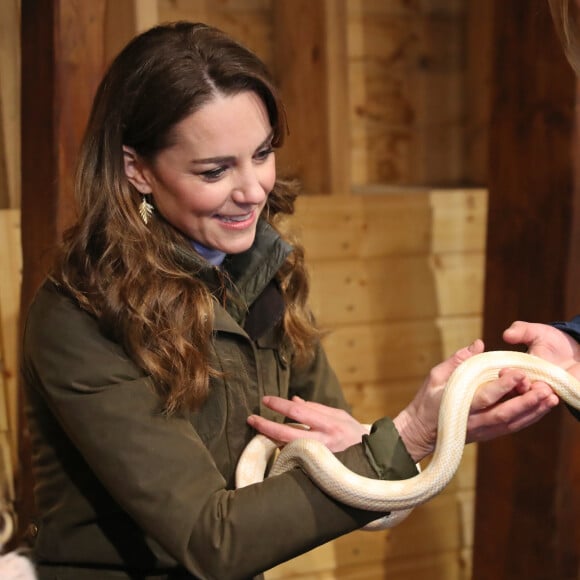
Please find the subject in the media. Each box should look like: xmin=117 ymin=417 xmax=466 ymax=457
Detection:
xmin=22 ymin=221 xmax=418 ymax=580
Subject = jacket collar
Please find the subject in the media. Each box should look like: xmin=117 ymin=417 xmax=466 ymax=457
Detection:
xmin=223 ymin=219 xmax=292 ymax=306
xmin=171 ymin=219 xmax=293 ymax=332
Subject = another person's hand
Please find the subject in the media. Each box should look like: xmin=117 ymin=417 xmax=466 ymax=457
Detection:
xmin=503 ymin=320 xmax=580 ymax=379
xmin=247 ymin=396 xmax=369 ymax=453
xmin=393 ymin=339 xmax=559 ymax=463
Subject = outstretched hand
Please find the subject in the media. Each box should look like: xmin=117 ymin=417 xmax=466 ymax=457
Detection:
xmin=393 ymin=339 xmax=558 ymax=463
xmin=247 ymin=396 xmax=369 ymax=453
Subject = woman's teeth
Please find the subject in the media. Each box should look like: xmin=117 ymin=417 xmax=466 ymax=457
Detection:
xmin=219 ymin=213 xmax=250 ymax=223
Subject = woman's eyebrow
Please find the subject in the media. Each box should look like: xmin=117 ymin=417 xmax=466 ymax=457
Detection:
xmin=190 ymin=154 xmax=235 ymax=165
xmin=190 ymin=130 xmax=275 ymax=165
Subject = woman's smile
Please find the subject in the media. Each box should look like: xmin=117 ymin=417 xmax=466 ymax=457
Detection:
xmin=213 ymin=209 xmax=257 ymax=228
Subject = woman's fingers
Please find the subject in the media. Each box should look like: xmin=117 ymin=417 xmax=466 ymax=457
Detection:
xmin=260 ymin=395 xmax=353 ymax=432
xmin=246 ymin=414 xmax=308 ymax=444
xmin=247 ymin=396 xmax=367 ymax=452
xmin=428 ymin=339 xmax=485 ymax=387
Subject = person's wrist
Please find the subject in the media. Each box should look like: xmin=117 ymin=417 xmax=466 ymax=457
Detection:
xmin=393 ymin=408 xmax=434 ymax=463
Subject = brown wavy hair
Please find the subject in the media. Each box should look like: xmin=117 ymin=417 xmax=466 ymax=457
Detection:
xmin=53 ymin=22 xmax=320 ymax=413
xmin=549 ymin=0 xmax=580 ymax=73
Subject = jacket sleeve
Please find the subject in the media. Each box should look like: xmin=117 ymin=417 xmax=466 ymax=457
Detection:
xmin=551 ymin=317 xmax=580 ymax=421
xmin=23 ymin=285 xmax=418 ymax=580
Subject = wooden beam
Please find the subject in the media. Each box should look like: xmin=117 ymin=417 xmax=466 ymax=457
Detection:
xmin=473 ymin=1 xmax=580 ymax=578
xmin=323 ymin=0 xmax=350 ymax=194
xmin=463 ymin=1 xmax=493 ymax=185
xmin=105 ymin=0 xmax=158 ymax=66
xmin=18 ymin=0 xmax=107 ymax=544
xmin=0 ymin=88 xmax=9 ymax=209
xmin=272 ymin=0 xmax=350 ymax=194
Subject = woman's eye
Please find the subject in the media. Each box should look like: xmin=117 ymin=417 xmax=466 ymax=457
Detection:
xmin=255 ymin=146 xmax=274 ymax=162
xmin=199 ymin=167 xmax=226 ymax=181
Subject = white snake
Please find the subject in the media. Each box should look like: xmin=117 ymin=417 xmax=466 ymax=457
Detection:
xmin=236 ymin=351 xmax=580 ymax=529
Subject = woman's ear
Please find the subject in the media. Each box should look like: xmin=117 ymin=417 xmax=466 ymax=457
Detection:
xmin=123 ymin=146 xmax=153 ymax=194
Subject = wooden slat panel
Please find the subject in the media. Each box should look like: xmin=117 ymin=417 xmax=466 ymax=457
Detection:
xmin=268 ymin=552 xmax=465 ymax=580
xmin=347 ymin=1 xmax=467 ymax=187
xmin=322 ymin=316 xmax=481 ymax=385
xmin=288 ymin=189 xmax=487 ymax=260
xmin=307 ymin=253 xmax=484 ymax=327
xmin=0 ymin=209 xmax=20 ymax=533
xmin=0 ymin=209 xmax=21 ymax=466
xmin=342 ymin=379 xmax=420 ymax=422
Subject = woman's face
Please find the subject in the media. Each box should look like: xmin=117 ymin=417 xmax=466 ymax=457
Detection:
xmin=125 ymin=90 xmax=276 ymax=254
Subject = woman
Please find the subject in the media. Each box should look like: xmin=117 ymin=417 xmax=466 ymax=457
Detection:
xmin=21 ymin=22 xmax=558 ymax=579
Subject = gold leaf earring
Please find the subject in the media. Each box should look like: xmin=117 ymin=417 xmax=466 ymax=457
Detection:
xmin=139 ymin=195 xmax=154 ymax=225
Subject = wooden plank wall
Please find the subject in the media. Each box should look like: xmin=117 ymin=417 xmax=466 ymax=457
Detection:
xmin=0 ymin=210 xmax=20 ymax=522
xmin=267 ymin=189 xmax=487 ymax=579
xmin=348 ymin=1 xmax=479 ymax=188
xmin=157 ymin=0 xmax=487 ymax=193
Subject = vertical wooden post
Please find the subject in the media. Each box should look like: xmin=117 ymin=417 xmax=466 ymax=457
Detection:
xmin=105 ymin=0 xmax=158 ymax=66
xmin=463 ymin=1 xmax=493 ymax=185
xmin=272 ymin=0 xmax=350 ymax=194
xmin=473 ymin=0 xmax=580 ymax=578
xmin=18 ymin=0 xmax=107 ymax=542
xmin=323 ymin=0 xmax=350 ymax=195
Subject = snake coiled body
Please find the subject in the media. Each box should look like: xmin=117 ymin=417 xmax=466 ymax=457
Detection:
xmin=236 ymin=351 xmax=580 ymax=527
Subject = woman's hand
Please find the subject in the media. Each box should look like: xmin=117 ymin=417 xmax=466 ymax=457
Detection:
xmin=247 ymin=396 xmax=368 ymax=453
xmin=393 ymin=339 xmax=559 ymax=463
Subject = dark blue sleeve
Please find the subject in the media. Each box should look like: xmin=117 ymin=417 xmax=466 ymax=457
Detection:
xmin=550 ymin=317 xmax=580 ymax=421
xmin=552 ymin=315 xmax=580 ymax=342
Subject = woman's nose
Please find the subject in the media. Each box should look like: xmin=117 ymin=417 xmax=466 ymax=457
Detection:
xmin=231 ymin=167 xmax=267 ymax=204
